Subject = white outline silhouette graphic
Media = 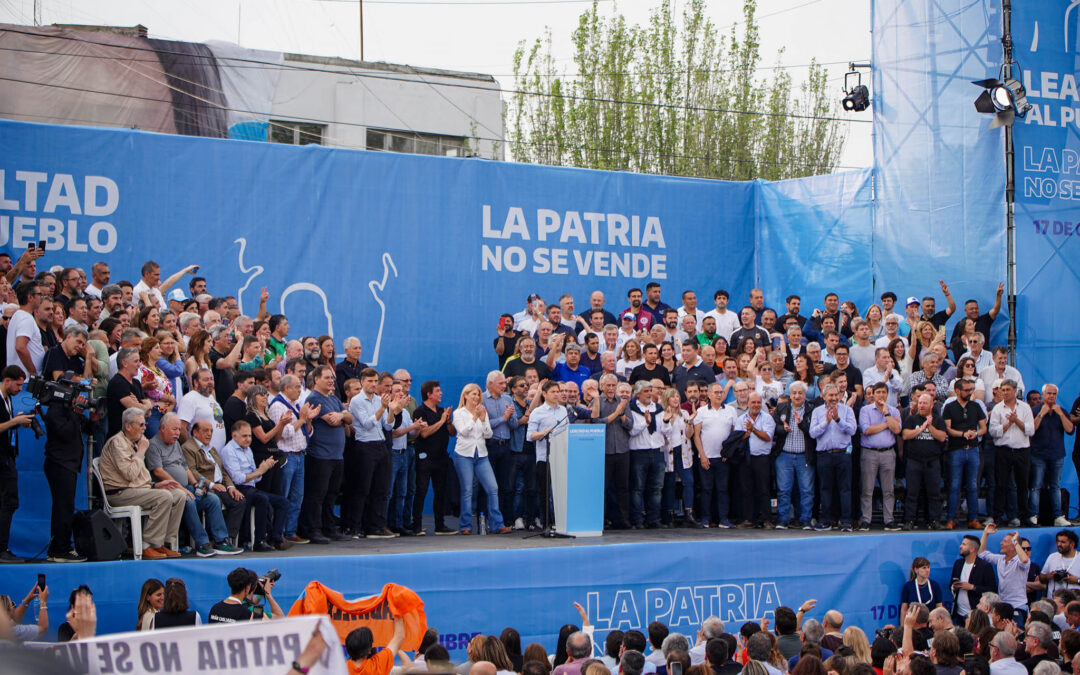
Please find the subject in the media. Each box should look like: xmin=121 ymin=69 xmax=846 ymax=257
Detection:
xmin=1067 ymin=1 xmax=1080 ymax=52
xmin=234 ymin=238 xmax=395 ymax=366
xmin=367 ymin=253 xmax=398 ymax=366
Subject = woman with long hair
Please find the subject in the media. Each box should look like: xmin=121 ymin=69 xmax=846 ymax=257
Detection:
xmin=154 ymin=578 xmax=200 ymax=628
xmin=864 ymin=304 xmax=886 ymax=340
xmin=136 ymin=306 xmax=160 ymax=337
xmin=900 ymin=556 xmax=943 ymax=619
xmin=909 ymin=320 xmax=943 ymax=366
xmin=317 ymin=335 xmax=337 ymax=376
xmin=659 ymin=341 xmax=678 ymax=372
xmin=790 ymin=353 xmax=820 ymax=400
xmin=888 ymin=338 xmax=913 ymax=399
xmin=184 ymin=329 xmax=213 ymax=380
xmin=136 ymin=578 xmax=164 ymax=631
xmin=842 ymin=627 xmax=871 ymax=664
xmin=477 ymin=635 xmax=517 ymax=674
xmin=551 ymin=624 xmax=578 ymax=667
xmin=452 ymin=383 xmax=510 ymax=535
xmin=138 ymin=337 xmax=174 ymax=438
xmin=245 ymin=384 xmax=290 ymax=495
xmin=155 ymin=330 xmax=187 ymax=400
xmin=501 ymin=628 xmax=524 ymax=672
xmin=524 ymin=643 xmax=551 ymax=673
xmin=949 ymin=356 xmax=986 ymax=399
xmin=617 ymin=340 xmax=643 ymax=380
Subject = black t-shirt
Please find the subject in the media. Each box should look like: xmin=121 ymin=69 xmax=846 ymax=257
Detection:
xmin=106 ymin=374 xmax=144 ymax=438
xmin=823 ymin=363 xmax=863 ymax=393
xmin=629 ymin=363 xmax=670 ymax=386
xmin=41 ymin=344 xmax=84 ymax=382
xmin=903 ymin=412 xmax=946 ymax=461
xmin=44 ymin=403 xmax=88 ymax=473
xmin=493 ymin=333 xmax=520 ymax=369
xmin=209 ymin=348 xmax=236 ymax=405
xmin=950 ymin=312 xmax=997 ymax=347
xmin=502 ymin=357 xmax=551 ymax=380
xmin=1071 ymin=397 xmax=1080 ymax=454
xmin=414 ymin=403 xmax=451 ymax=460
xmin=222 ymin=396 xmax=247 ymax=437
xmin=729 ymin=327 xmax=770 ymax=352
xmin=942 ymin=399 xmax=986 ymax=449
xmin=208 ymin=600 xmax=257 ymax=623
xmin=154 ymin=610 xmax=199 ymax=629
xmin=245 ymin=411 xmax=276 ymax=455
xmin=924 ymin=309 xmax=951 ymax=330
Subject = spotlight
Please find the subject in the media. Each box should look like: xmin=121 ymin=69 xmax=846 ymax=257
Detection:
xmin=841 ymin=70 xmax=871 ymax=112
xmin=972 ymin=68 xmax=1031 ymax=129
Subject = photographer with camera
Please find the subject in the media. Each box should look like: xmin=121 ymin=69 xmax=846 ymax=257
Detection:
xmin=42 ymin=326 xmax=95 ymax=384
xmin=42 ymin=371 xmax=102 ymax=562
xmin=208 ymin=567 xmax=283 ymax=623
xmin=0 ymin=365 xmax=34 ymax=563
xmin=1036 ymin=530 xmax=1080 ymax=597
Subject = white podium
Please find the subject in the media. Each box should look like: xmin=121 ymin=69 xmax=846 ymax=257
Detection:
xmin=548 ymin=425 xmax=606 ymax=537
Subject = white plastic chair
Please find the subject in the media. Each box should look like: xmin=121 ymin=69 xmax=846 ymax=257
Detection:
xmin=91 ymin=457 xmax=146 ymax=560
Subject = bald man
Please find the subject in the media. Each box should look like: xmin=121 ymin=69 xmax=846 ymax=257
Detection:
xmin=820 ymin=610 xmax=844 ymax=651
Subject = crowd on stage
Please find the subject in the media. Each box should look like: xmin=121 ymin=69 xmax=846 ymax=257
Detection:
xmin=8 ymin=528 xmax=1080 ymax=675
xmin=0 ymin=246 xmax=1078 ymax=564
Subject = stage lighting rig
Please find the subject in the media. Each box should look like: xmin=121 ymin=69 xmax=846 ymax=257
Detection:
xmin=841 ymin=62 xmax=872 ymax=112
xmin=972 ymin=63 xmax=1031 ymax=129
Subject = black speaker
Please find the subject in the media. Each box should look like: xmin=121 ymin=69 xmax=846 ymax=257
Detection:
xmin=73 ymin=510 xmax=125 ymax=561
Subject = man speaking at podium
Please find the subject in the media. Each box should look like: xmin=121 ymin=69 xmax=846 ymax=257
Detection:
xmin=528 ymin=380 xmax=568 ymax=526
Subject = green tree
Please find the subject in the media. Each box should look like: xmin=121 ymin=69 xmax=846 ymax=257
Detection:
xmin=506 ymin=0 xmax=846 ymax=180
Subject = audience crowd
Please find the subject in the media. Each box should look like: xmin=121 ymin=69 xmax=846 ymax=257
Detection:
xmin=0 ymin=247 xmax=1078 ymax=564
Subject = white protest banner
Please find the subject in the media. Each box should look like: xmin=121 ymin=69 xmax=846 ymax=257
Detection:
xmin=41 ymin=615 xmax=347 ymax=674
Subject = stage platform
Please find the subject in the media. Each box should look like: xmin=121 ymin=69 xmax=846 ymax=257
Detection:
xmin=4 ymin=521 xmax=1069 ymax=660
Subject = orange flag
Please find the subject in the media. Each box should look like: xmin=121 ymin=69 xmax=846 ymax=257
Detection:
xmin=288 ymin=581 xmax=428 ymax=649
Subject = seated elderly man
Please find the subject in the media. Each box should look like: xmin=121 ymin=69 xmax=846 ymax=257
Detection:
xmin=145 ymin=413 xmax=242 ymax=557
xmin=98 ymin=408 xmax=188 ymax=560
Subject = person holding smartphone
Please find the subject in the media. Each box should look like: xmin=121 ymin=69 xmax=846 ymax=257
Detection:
xmin=1 ymin=580 xmax=49 ymax=641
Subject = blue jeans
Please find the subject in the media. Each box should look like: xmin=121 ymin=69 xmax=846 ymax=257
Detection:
xmin=818 ymin=451 xmax=852 ymax=524
xmin=146 ymin=408 xmax=163 ymax=439
xmin=674 ymin=449 xmax=695 ymax=512
xmin=404 ymin=446 xmax=416 ymax=529
xmin=181 ymin=488 xmax=229 ymax=546
xmin=629 ymin=449 xmax=664 ymax=525
xmin=452 ymin=453 xmax=504 ymax=531
xmin=387 ymin=449 xmax=410 ymax=530
xmin=775 ymin=452 xmax=815 ymax=524
xmin=947 ymin=447 xmax=981 ymax=521
xmin=277 ymin=451 xmax=305 ymax=537
xmin=1029 ymin=455 xmax=1064 ymax=518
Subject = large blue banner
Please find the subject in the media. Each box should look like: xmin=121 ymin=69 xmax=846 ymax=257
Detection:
xmin=1011 ymin=2 xmax=1080 ymax=409
xmin=2 ymin=529 xmax=1067 ymax=660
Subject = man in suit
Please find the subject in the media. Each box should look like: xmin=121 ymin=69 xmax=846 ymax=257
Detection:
xmin=951 ymin=533 xmax=999 ymax=620
xmin=0 ymin=366 xmax=34 ymax=562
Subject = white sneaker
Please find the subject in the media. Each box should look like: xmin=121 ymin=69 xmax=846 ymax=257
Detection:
xmin=1026 ymin=516 xmax=1038 ymax=526
xmin=513 ymin=517 xmax=525 ymax=531
xmin=1055 ymin=516 xmax=1071 ymax=527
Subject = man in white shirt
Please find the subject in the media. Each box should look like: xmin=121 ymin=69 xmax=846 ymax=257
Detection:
xmin=132 ymin=261 xmax=199 ymax=311
xmin=704 ymin=290 xmax=740 ymax=342
xmin=688 ymin=617 xmax=724 ymax=666
xmin=960 ymin=333 xmax=993 ymax=372
xmin=979 ymin=347 xmax=1025 ymax=405
xmin=874 ymin=314 xmax=908 ymax=349
xmin=988 ymin=632 xmax=1026 ymax=675
xmin=862 ymin=348 xmax=904 ymax=407
xmin=177 ymin=368 xmax=227 ymax=450
xmin=677 ymin=290 xmax=706 ymax=332
xmin=989 ymin=379 xmax=1035 ymax=527
xmin=5 ymin=282 xmax=45 ymax=377
xmin=1038 ymin=530 xmax=1080 ymax=597
xmin=694 ymin=383 xmax=736 ymax=528
xmin=83 ymin=262 xmax=109 ymax=299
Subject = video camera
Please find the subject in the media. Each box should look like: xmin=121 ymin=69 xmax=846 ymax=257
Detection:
xmin=27 ymin=371 xmax=104 ymax=417
xmin=245 ymin=569 xmax=281 ymax=618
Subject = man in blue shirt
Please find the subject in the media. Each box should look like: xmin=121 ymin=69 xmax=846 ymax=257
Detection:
xmin=550 ymin=343 xmax=592 ymax=394
xmin=857 ymin=383 xmax=901 ymax=531
xmin=300 ymin=365 xmax=353 ymax=544
xmin=809 ymin=381 xmax=857 ymax=532
xmin=1031 ymin=384 xmax=1075 ymax=527
xmin=483 ymin=371 xmax=518 ymax=528
xmin=348 ymin=367 xmax=397 ymax=539
xmin=220 ymin=420 xmax=292 ymax=552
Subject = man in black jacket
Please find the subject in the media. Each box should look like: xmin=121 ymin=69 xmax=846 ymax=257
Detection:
xmin=43 ymin=394 xmax=96 ymax=562
xmin=951 ymin=533 xmax=999 ymax=620
xmin=773 ymin=382 xmax=817 ymax=530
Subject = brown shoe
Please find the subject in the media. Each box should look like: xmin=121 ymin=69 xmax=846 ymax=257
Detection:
xmin=943 ymin=520 xmax=956 ymax=530
xmin=157 ymin=546 xmax=182 ymax=558
xmin=142 ymin=546 xmax=167 ymax=560
xmin=967 ymin=520 xmax=983 ymax=530
xmin=460 ymin=529 xmax=472 ymax=535
xmin=285 ymin=535 xmax=310 ymax=544
xmin=736 ymin=520 xmax=754 ymax=529
xmin=494 ymin=526 xmax=513 ymax=534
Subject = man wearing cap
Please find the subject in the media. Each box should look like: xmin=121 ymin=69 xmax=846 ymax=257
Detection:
xmin=902 ymin=297 xmax=922 ymax=337
xmin=167 ymin=288 xmax=189 ymax=315
xmin=514 ymin=294 xmax=544 ymax=335
xmin=920 ymin=280 xmax=957 ymax=330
